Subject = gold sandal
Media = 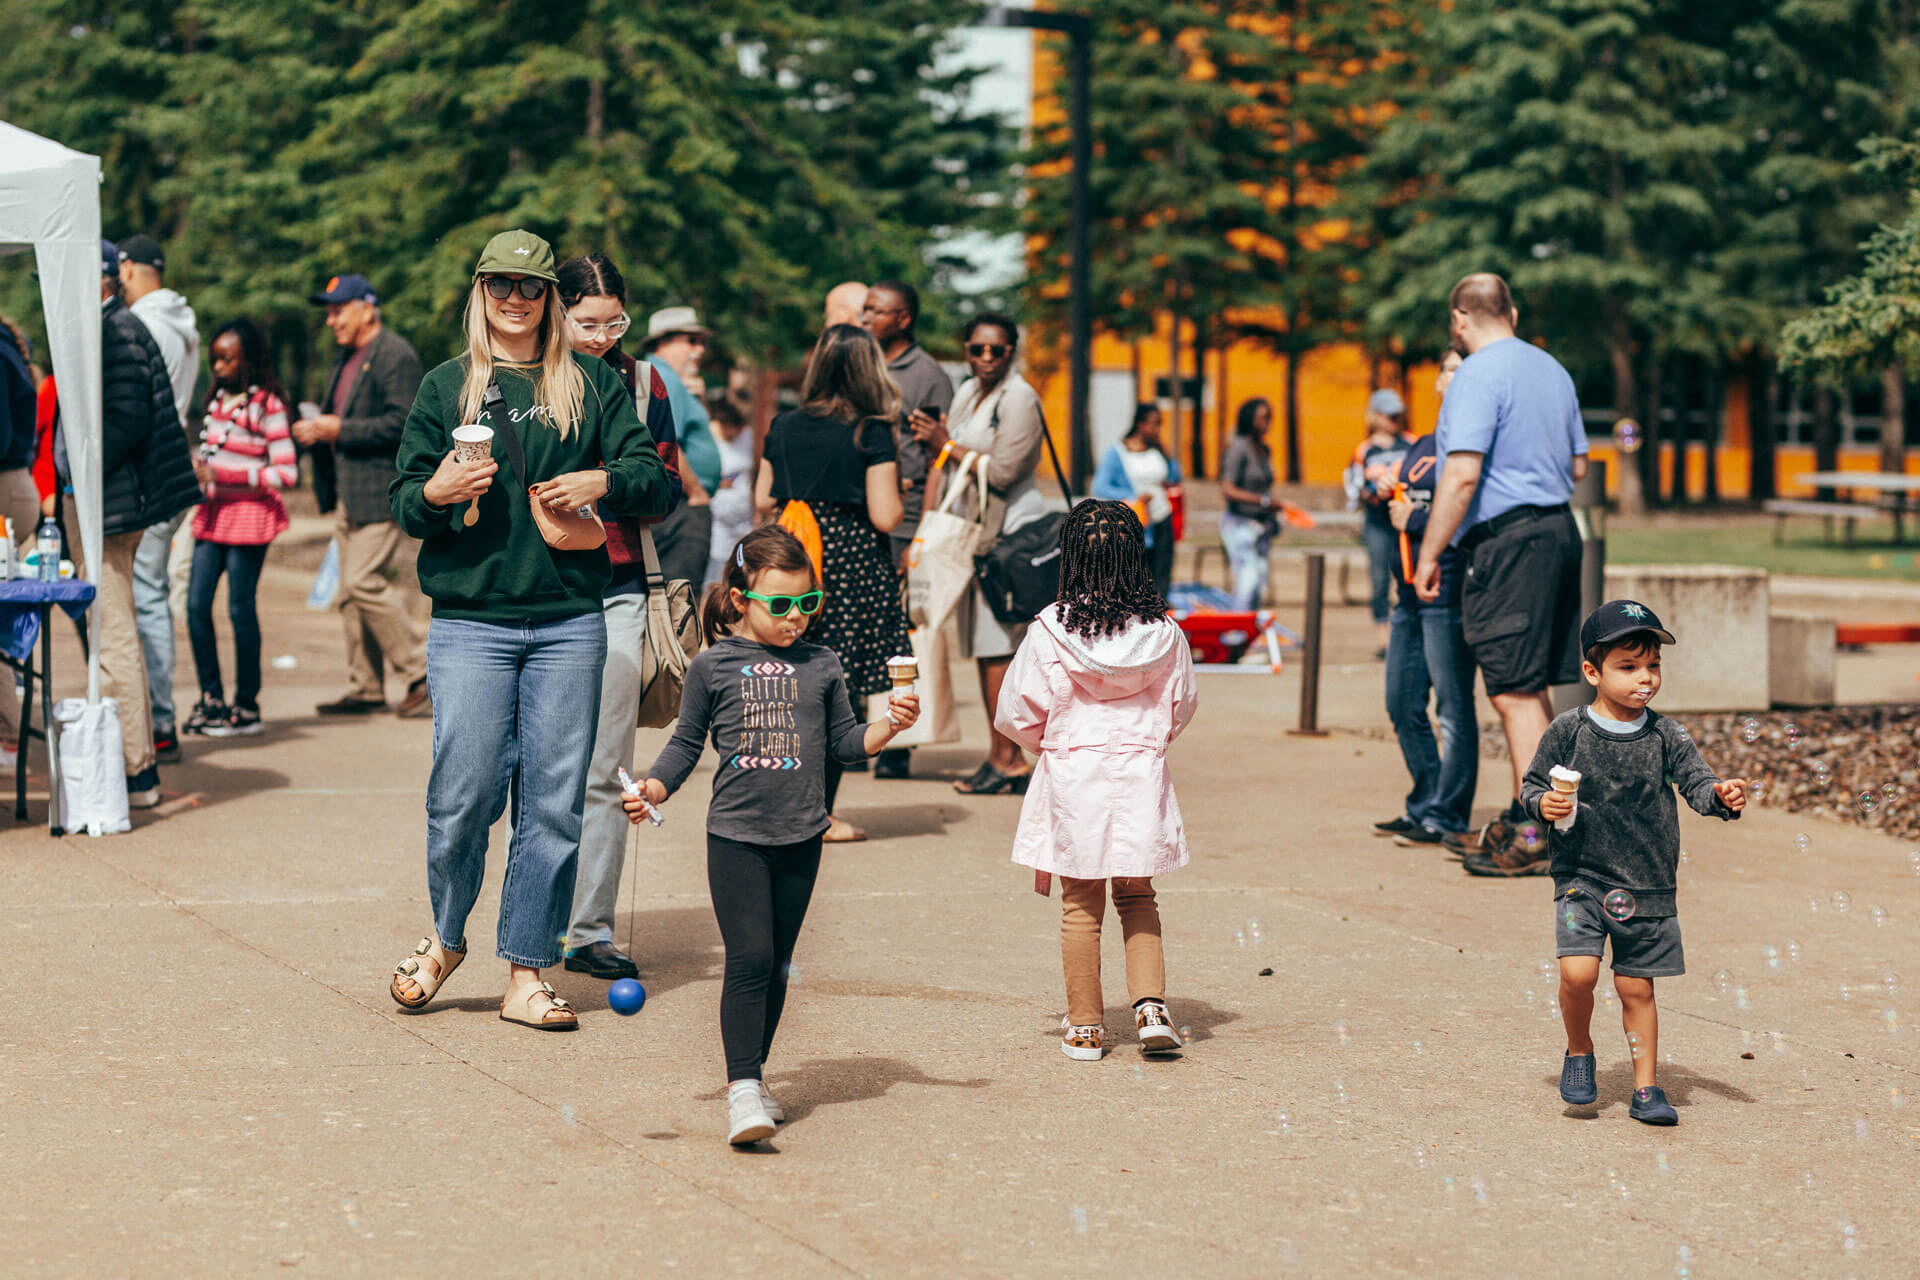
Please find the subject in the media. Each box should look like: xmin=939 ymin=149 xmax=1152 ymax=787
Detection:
xmin=390 ymin=937 xmax=465 ymax=1010
xmin=499 ymin=981 xmax=578 ymax=1031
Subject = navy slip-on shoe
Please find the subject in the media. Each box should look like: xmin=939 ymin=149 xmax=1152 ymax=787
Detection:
xmin=1629 ymin=1085 xmax=1678 ymax=1125
xmin=1559 ymin=1053 xmax=1598 ymax=1105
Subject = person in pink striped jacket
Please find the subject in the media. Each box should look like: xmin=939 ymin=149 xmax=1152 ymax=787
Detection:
xmin=184 ymin=319 xmax=298 ymax=737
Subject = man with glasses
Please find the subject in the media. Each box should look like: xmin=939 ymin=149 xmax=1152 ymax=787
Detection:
xmin=294 ymin=273 xmax=430 ymax=718
xmin=640 ymin=306 xmax=720 ymax=587
xmin=862 ymin=280 xmax=952 ymax=781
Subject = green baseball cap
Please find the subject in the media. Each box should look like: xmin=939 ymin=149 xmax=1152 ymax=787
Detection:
xmin=473 ymin=229 xmax=558 ymax=283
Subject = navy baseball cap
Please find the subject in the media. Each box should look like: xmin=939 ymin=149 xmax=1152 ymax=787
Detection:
xmin=1581 ymin=600 xmax=1676 ymax=652
xmin=310 ymin=273 xmax=378 ymax=305
xmin=100 ymin=239 xmax=120 ymax=275
xmin=118 ymin=234 xmax=166 ymax=270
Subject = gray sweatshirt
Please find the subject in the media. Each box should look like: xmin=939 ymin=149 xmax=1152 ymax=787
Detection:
xmin=647 ymin=636 xmax=873 ymax=845
xmin=1519 ymin=707 xmax=1738 ymax=918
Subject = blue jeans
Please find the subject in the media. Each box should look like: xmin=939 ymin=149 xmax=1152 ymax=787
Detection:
xmin=186 ymin=540 xmax=268 ymax=707
xmin=1218 ymin=512 xmax=1273 ymax=610
xmin=1385 ymin=602 xmax=1478 ymax=833
xmin=1361 ymin=519 xmax=1396 ymax=625
xmin=425 ymin=611 xmax=608 ymax=968
xmin=134 ymin=511 xmax=188 ymax=735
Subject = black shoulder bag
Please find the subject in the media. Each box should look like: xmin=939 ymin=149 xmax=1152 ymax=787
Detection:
xmin=973 ymin=404 xmax=1076 ymax=627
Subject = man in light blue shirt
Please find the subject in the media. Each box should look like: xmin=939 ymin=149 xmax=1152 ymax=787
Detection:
xmin=1415 ymin=274 xmax=1590 ymax=868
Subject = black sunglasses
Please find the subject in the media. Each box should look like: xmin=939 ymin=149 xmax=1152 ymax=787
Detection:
xmin=482 ymin=276 xmax=549 ymax=301
xmin=966 ymin=343 xmax=1011 ymax=358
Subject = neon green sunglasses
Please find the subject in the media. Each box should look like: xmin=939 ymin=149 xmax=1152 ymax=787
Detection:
xmin=742 ymin=589 xmax=824 ymax=617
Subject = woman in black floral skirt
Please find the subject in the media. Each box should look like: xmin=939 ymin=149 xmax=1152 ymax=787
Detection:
xmin=756 ymin=324 xmax=911 ymax=841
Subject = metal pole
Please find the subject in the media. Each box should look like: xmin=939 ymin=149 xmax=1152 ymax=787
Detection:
xmin=1555 ymin=458 xmax=1608 ymax=713
xmin=1068 ymin=23 xmax=1093 ymax=495
xmin=1288 ymin=552 xmax=1328 ymax=737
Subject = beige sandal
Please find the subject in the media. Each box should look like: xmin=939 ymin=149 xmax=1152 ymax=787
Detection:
xmin=500 ymin=981 xmax=578 ymax=1031
xmin=390 ymin=937 xmax=465 ymax=1010
xmin=823 ymin=816 xmax=868 ymax=844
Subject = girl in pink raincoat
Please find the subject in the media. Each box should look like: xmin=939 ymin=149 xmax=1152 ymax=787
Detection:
xmin=994 ymin=500 xmax=1199 ymax=1061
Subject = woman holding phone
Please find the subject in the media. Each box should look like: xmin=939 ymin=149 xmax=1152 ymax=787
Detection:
xmin=386 ymin=229 xmax=670 ymax=1031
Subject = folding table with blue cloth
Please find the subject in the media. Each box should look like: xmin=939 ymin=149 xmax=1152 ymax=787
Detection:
xmin=0 ymin=578 xmax=96 ymax=827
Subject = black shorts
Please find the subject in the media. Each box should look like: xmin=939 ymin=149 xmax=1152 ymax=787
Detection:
xmin=1554 ymin=885 xmax=1685 ymax=978
xmin=1460 ymin=507 xmax=1582 ymax=697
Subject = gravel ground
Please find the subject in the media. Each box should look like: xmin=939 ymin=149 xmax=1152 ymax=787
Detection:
xmin=1469 ymin=706 xmax=1920 ymax=845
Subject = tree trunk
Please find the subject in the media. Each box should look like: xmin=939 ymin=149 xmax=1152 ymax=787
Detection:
xmin=1880 ymin=363 xmax=1906 ymax=474
xmin=1284 ymin=335 xmax=1302 ymax=484
xmin=1746 ymin=354 xmax=1777 ymax=501
xmin=1190 ymin=319 xmax=1208 ymax=479
xmin=1167 ymin=310 xmax=1183 ymax=461
xmin=1702 ymin=362 xmax=1723 ymax=504
xmin=1813 ymin=385 xmax=1840 ymax=500
xmin=1639 ymin=352 xmax=1665 ymax=506
xmin=1280 ymin=32 xmax=1302 ymax=485
xmin=1610 ymin=306 xmax=1645 ymax=515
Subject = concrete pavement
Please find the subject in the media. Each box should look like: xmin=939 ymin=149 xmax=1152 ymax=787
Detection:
xmin=3 ymin=555 xmax=1917 ymax=1277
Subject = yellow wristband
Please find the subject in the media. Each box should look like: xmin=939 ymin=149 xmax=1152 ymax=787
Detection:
xmin=934 ymin=443 xmax=955 ymax=470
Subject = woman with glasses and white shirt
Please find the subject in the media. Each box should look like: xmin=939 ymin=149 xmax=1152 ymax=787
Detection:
xmin=549 ymin=251 xmax=687 ymax=985
xmin=909 ymin=312 xmax=1049 ymax=797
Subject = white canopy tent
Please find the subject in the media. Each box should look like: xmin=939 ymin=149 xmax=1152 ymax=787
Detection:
xmin=0 ymin=120 xmax=104 ymax=700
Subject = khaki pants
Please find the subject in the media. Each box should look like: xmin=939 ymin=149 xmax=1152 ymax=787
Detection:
xmin=335 ymin=512 xmax=426 ymax=700
xmin=0 ymin=468 xmax=43 ymax=748
xmin=97 ymin=530 xmax=155 ymax=776
xmin=1059 ymin=876 xmax=1165 ymax=1027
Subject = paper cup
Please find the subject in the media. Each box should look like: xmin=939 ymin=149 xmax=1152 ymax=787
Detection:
xmin=452 ymin=424 xmax=494 ymax=464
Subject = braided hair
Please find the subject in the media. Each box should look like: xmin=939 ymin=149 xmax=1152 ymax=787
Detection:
xmin=1055 ymin=499 xmax=1169 ymax=642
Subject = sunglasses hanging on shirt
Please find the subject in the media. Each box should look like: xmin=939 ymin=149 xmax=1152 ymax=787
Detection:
xmin=482 ymin=275 xmax=549 ymax=301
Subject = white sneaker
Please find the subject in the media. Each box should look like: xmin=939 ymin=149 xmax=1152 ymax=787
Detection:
xmin=1135 ymin=1001 xmax=1184 ymax=1054
xmin=727 ymin=1081 xmax=776 ymax=1146
xmin=1060 ymin=1015 xmax=1107 ymax=1062
xmin=758 ymin=1081 xmax=785 ymax=1124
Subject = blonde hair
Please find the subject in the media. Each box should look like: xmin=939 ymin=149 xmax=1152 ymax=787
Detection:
xmin=799 ymin=323 xmax=901 ymax=429
xmin=458 ymin=282 xmax=586 ymax=439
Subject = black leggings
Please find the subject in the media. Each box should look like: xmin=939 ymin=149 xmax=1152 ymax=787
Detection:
xmin=707 ymin=832 xmax=823 ymax=1081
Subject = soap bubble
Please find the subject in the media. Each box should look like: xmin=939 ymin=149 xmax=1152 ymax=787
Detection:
xmin=1734 ymin=986 xmax=1751 ymax=1010
xmin=1882 ymin=782 xmax=1899 ymax=803
xmin=1750 ymin=781 xmax=1766 ymax=801
xmin=1676 ymin=1243 xmax=1693 ymax=1278
xmin=1840 ymin=982 xmax=1852 ymax=1002
xmin=1909 ymin=850 xmax=1920 ymax=875
xmin=1517 ymin=823 xmax=1547 ymax=855
xmin=1885 ymin=1008 xmax=1902 ymax=1036
xmin=1858 ymin=790 xmax=1879 ymax=815
xmin=1472 ymin=1178 xmax=1489 ymax=1205
xmin=1334 ymin=1020 xmax=1350 ymax=1046
xmin=1538 ymin=958 xmax=1554 ymax=978
xmin=1831 ymin=890 xmax=1851 ymax=913
xmin=1810 ymin=760 xmax=1831 ymax=786
xmin=1656 ymin=1151 xmax=1671 ymax=1175
xmin=1785 ymin=722 xmax=1800 ymax=746
xmin=1883 ymin=970 xmax=1898 ymax=995
xmin=1868 ymin=904 xmax=1887 ymax=926
xmin=1763 ymin=944 xmax=1780 ymax=972
xmin=1742 ymin=719 xmax=1760 ymax=743
xmin=1613 ymin=419 xmax=1643 ymax=453
xmin=1786 ymin=938 xmax=1802 ymax=963
xmin=1608 ymin=1167 xmax=1630 ymax=1198
xmin=1712 ymin=969 xmax=1732 ymax=995
xmin=1626 ymin=1031 xmax=1644 ymax=1061
xmin=1603 ymin=889 xmax=1637 ymax=921
xmin=1679 ymin=848 xmax=1690 ymax=866
xmin=1793 ymin=833 xmax=1813 ymax=856
xmin=1274 ymin=1108 xmax=1291 ymax=1135
xmin=1245 ymin=917 xmax=1265 ymax=944
xmin=1234 ymin=929 xmax=1246 ymax=948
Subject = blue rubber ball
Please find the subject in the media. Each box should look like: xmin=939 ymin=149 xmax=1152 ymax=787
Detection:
xmin=608 ymin=978 xmax=646 ymax=1016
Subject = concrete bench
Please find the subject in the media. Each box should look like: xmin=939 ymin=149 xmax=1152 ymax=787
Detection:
xmin=1762 ymin=498 xmax=1899 ymax=545
xmin=1605 ymin=565 xmax=1770 ymax=711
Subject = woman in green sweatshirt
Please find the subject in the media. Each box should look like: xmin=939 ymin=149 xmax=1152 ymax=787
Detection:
xmin=385 ymin=229 xmax=670 ymax=1031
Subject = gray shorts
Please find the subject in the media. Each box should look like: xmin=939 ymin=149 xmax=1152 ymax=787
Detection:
xmin=1554 ymin=885 xmax=1685 ymax=979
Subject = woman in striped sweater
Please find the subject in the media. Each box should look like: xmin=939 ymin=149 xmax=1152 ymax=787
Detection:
xmin=184 ymin=319 xmax=299 ymax=737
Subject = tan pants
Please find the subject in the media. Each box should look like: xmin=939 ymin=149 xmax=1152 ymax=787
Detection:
xmin=97 ymin=530 xmax=155 ymax=777
xmin=1060 ymin=876 xmax=1166 ymax=1026
xmin=335 ymin=512 xmax=426 ymax=700
xmin=0 ymin=468 xmax=44 ymax=747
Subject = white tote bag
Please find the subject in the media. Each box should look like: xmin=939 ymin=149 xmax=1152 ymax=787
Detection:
xmin=54 ymin=697 xmax=130 ymax=836
xmin=906 ymin=454 xmax=988 ymax=632
xmin=865 ymin=625 xmax=963 ymax=747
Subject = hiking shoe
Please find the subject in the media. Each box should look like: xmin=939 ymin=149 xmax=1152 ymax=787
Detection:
xmin=184 ymin=693 xmax=229 ymax=736
xmin=1442 ymin=828 xmax=1483 ymax=857
xmin=1373 ymin=816 xmax=1418 ymax=838
xmin=126 ymin=765 xmax=161 ymax=810
xmin=153 ymin=729 xmax=181 ymax=764
xmin=727 ymin=1081 xmax=776 ymax=1146
xmin=1462 ymin=846 xmax=1549 ymax=876
xmin=396 ymin=678 xmax=433 ymax=719
xmin=1393 ymin=825 xmax=1448 ymax=847
xmin=206 ymin=703 xmax=262 ymax=738
xmin=1629 ymin=1085 xmax=1678 ymax=1125
xmin=759 ymin=1081 xmax=786 ymax=1124
xmin=316 ymin=693 xmax=388 ymax=716
xmin=1135 ymin=1000 xmax=1183 ymax=1054
xmin=1061 ymin=1017 xmax=1107 ymax=1061
xmin=1559 ymin=1053 xmax=1597 ymax=1105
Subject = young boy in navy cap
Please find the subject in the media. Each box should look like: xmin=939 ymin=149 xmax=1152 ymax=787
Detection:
xmin=1520 ymin=600 xmax=1748 ymax=1124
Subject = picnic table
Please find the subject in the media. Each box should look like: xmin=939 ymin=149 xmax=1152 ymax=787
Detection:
xmin=0 ymin=578 xmax=95 ymax=831
xmin=1765 ymin=471 xmax=1920 ymax=544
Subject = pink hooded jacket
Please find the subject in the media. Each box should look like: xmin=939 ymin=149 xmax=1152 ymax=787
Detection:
xmin=995 ymin=604 xmax=1199 ymax=879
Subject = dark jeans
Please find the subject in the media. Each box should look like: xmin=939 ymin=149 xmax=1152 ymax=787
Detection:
xmin=186 ymin=540 xmax=269 ymax=707
xmin=1361 ymin=519 xmax=1396 ymax=625
xmin=708 ymin=832 xmax=823 ymax=1081
xmin=1385 ymin=601 xmax=1478 ymax=834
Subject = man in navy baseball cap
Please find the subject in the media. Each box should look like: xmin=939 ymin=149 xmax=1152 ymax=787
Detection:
xmin=309 ymin=273 xmax=378 ymax=306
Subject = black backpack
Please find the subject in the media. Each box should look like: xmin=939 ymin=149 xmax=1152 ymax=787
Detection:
xmin=974 ymin=410 xmax=1076 ymax=627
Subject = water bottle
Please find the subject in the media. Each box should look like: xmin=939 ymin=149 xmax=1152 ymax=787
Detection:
xmin=35 ymin=517 xmax=61 ymax=582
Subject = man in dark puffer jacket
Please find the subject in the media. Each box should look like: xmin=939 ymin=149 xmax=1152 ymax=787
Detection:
xmin=97 ymin=240 xmax=200 ymax=808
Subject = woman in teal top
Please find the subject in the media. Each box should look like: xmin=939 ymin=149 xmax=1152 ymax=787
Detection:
xmin=386 ymin=229 xmax=670 ymax=1032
